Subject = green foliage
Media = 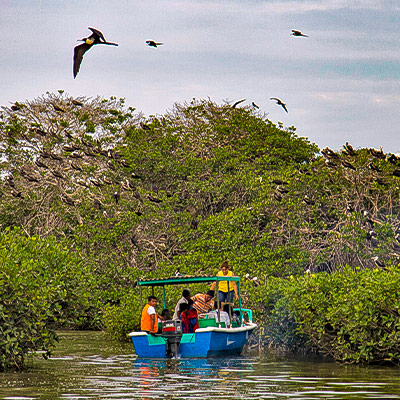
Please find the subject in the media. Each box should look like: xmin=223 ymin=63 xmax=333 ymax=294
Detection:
xmin=0 ymin=227 xmax=97 ymax=371
xmin=1 ymin=93 xmax=400 ymax=366
xmin=284 ymin=268 xmax=400 ymax=364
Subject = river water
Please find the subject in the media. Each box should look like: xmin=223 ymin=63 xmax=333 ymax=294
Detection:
xmin=1 ymin=331 xmax=400 ymax=399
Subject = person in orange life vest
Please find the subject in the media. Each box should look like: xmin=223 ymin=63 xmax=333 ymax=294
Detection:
xmin=141 ymin=295 xmax=158 ymax=333
xmin=210 ymin=261 xmax=238 ymax=308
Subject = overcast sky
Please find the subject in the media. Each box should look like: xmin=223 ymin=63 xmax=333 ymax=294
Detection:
xmin=1 ymin=0 xmax=400 ymax=152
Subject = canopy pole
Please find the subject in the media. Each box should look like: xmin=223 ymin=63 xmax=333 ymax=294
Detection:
xmin=238 ymin=282 xmax=243 ymax=324
xmin=216 ymin=279 xmax=221 ymax=327
xmin=139 ymin=286 xmax=143 ymax=319
xmin=162 ymin=285 xmax=166 ymax=309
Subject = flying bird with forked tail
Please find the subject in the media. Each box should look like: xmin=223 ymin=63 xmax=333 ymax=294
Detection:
xmin=292 ymin=29 xmax=308 ymax=37
xmin=270 ymin=97 xmax=288 ymax=113
xmin=73 ymin=27 xmax=118 ymax=78
xmin=146 ymin=40 xmax=163 ymax=48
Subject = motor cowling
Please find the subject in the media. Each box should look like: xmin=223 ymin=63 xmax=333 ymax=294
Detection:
xmin=161 ymin=320 xmax=183 ymax=358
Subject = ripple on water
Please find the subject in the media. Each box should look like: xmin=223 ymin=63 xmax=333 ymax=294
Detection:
xmin=2 ymin=332 xmax=400 ymax=399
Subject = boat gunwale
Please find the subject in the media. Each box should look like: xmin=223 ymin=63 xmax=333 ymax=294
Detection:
xmin=128 ymin=323 xmax=257 ymax=337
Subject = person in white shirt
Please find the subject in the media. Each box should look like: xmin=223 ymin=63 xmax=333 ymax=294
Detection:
xmin=208 ymin=301 xmax=231 ymax=328
xmin=173 ymin=289 xmax=191 ymax=320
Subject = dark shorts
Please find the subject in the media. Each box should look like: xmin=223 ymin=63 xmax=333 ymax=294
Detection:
xmin=218 ymin=290 xmax=234 ymax=303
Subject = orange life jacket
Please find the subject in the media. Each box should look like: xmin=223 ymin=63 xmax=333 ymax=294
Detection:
xmin=141 ymin=304 xmax=158 ymax=332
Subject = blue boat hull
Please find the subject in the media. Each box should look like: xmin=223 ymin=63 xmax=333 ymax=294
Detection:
xmin=128 ymin=324 xmax=256 ymax=358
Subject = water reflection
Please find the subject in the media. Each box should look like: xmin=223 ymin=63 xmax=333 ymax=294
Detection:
xmin=0 ymin=331 xmax=400 ymax=399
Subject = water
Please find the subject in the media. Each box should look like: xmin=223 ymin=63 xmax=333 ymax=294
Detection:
xmin=1 ymin=331 xmax=400 ymax=399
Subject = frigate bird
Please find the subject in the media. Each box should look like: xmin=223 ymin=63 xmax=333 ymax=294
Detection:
xmin=341 ymin=160 xmax=355 ymax=170
xmin=232 ymin=99 xmax=246 ymax=108
xmin=146 ymin=40 xmax=163 ymax=48
xmin=270 ymin=97 xmax=288 ymax=113
xmin=368 ymin=162 xmax=381 ymax=172
xmin=292 ymin=29 xmax=308 ymax=37
xmin=73 ymin=27 xmax=118 ymax=78
xmin=251 ymin=102 xmax=259 ymax=109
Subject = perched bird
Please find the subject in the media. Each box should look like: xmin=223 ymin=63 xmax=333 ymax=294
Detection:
xmin=51 ymin=170 xmax=64 ymax=179
xmin=245 ymin=273 xmax=260 ymax=287
xmin=146 ymin=40 xmax=163 ymax=48
xmin=10 ymin=190 xmax=23 ymax=198
xmin=270 ymin=97 xmax=288 ymax=113
xmin=273 ymin=192 xmax=282 ymax=202
xmin=62 ymin=195 xmax=75 ymax=206
xmin=35 ymin=159 xmax=48 ymax=169
xmin=376 ymin=177 xmax=387 ymax=186
xmin=292 ymin=29 xmax=308 ymax=37
xmin=11 ymin=102 xmax=24 ymax=111
xmin=325 ymin=160 xmax=337 ymax=168
xmin=343 ymin=142 xmax=356 ymax=156
xmin=175 ymin=268 xmax=185 ymax=277
xmin=93 ymin=199 xmax=102 ymax=210
xmin=272 ymin=179 xmax=288 ymax=185
xmin=369 ymin=147 xmax=385 ymax=159
xmin=113 ymin=191 xmax=120 ymax=204
xmin=277 ymin=186 xmax=289 ymax=194
xmin=388 ymin=154 xmax=400 ymax=164
xmin=73 ymin=27 xmax=118 ymax=78
xmin=372 ymin=256 xmax=386 ymax=269
xmin=49 ymin=153 xmax=62 ymax=161
xmin=232 ymin=99 xmax=246 ymax=108
xmin=303 ymin=195 xmax=315 ymax=205
xmin=190 ymin=218 xmax=199 ymax=230
xmin=140 ymin=122 xmax=151 ymax=130
xmin=341 ymin=160 xmax=355 ymax=170
xmin=131 ymin=234 xmax=138 ymax=246
xmin=53 ymin=104 xmax=65 ymax=113
xmin=147 ymin=194 xmax=162 ymax=203
xmin=71 ymin=161 xmax=82 ymax=171
xmin=369 ymin=162 xmax=381 ymax=172
xmin=71 ymin=99 xmax=84 ymax=107
xmin=34 ymin=128 xmax=47 ymax=137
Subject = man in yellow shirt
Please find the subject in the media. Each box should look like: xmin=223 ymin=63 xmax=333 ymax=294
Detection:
xmin=210 ymin=261 xmax=239 ymax=308
xmin=140 ymin=296 xmax=158 ymax=333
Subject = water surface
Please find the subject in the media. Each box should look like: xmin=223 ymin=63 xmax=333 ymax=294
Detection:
xmin=1 ymin=331 xmax=399 ymax=399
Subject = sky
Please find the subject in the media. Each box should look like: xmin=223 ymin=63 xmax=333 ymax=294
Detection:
xmin=1 ymin=0 xmax=400 ymax=153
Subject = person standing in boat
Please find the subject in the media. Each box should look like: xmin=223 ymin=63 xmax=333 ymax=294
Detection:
xmin=172 ymin=288 xmax=191 ymax=320
xmin=210 ymin=261 xmax=239 ymax=308
xmin=192 ymin=290 xmax=215 ymax=314
xmin=140 ymin=295 xmax=158 ymax=334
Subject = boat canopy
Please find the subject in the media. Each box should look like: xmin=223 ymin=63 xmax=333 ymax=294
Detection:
xmin=137 ymin=275 xmax=244 ymax=319
xmin=137 ymin=275 xmax=240 ymax=287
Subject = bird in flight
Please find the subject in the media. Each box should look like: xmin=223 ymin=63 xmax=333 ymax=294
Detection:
xmin=232 ymin=99 xmax=246 ymax=108
xmin=270 ymin=97 xmax=288 ymax=113
xmin=146 ymin=40 xmax=163 ymax=48
xmin=73 ymin=27 xmax=118 ymax=78
xmin=292 ymin=29 xmax=308 ymax=37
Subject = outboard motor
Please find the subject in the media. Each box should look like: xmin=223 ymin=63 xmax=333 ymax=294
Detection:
xmin=161 ymin=320 xmax=183 ymax=358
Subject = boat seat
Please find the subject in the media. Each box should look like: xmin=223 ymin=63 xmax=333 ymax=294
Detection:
xmin=198 ymin=318 xmax=226 ymax=328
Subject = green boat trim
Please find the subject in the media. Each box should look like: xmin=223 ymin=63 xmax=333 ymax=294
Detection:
xmin=137 ymin=275 xmax=245 ymax=325
xmin=137 ymin=275 xmax=240 ymax=287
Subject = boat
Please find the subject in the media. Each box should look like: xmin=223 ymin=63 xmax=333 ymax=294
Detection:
xmin=128 ymin=276 xmax=257 ymax=358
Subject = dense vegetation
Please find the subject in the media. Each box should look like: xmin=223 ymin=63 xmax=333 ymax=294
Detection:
xmin=1 ymin=92 xmax=400 ymax=370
